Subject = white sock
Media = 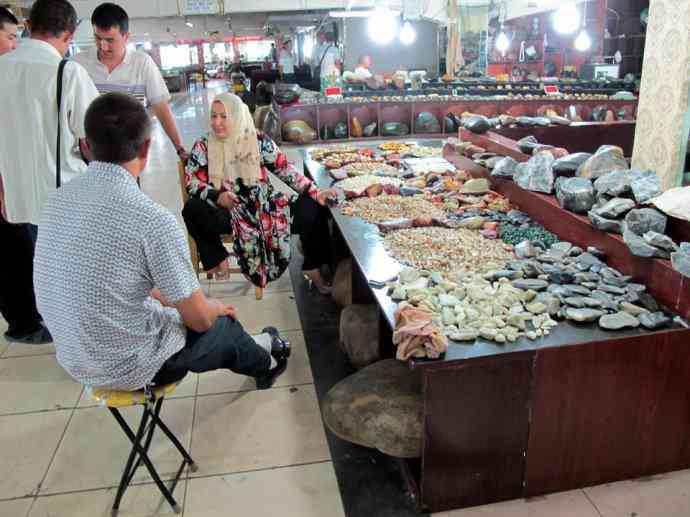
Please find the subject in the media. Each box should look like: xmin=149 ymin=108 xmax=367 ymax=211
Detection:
xmin=254 ymin=333 xmax=278 ymax=369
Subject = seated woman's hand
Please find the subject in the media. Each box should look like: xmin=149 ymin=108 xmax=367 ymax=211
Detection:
xmin=217 ymin=191 xmax=239 ymax=209
xmin=316 ymin=188 xmax=338 ymax=207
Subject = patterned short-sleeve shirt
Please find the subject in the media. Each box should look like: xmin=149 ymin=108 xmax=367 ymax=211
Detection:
xmin=34 ymin=162 xmax=200 ymax=390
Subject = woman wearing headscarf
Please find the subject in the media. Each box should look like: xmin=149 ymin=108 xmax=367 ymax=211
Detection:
xmin=182 ymin=93 xmax=335 ymax=293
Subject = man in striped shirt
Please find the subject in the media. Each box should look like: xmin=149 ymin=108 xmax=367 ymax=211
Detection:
xmin=74 ymin=3 xmax=187 ymax=159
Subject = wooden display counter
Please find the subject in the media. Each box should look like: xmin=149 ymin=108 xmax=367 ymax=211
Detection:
xmin=302 ymin=138 xmax=690 ymax=513
xmin=278 ymin=97 xmax=637 ymax=144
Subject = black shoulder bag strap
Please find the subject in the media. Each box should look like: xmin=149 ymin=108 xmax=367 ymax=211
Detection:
xmin=56 ymin=59 xmax=68 ymax=188
xmin=318 ymin=44 xmax=333 ymax=69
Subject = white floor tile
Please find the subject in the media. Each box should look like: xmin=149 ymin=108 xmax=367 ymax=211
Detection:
xmin=434 ymin=490 xmax=600 ymax=517
xmin=585 ymin=469 xmax=690 ymax=517
xmin=210 ymin=291 xmax=302 ymax=335
xmin=185 ymin=462 xmax=345 ymax=517
xmin=0 ymin=411 xmax=71 ymax=499
xmin=28 ymin=481 xmax=186 ymax=517
xmin=0 ymin=355 xmax=83 ymax=415
xmin=191 ymin=385 xmax=330 ymax=477
xmin=0 ymin=498 xmax=33 ymax=517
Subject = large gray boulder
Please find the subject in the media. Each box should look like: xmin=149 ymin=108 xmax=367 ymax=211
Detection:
xmin=624 ymin=208 xmax=668 ymax=236
xmin=339 ymin=304 xmax=380 ymax=370
xmin=577 ymin=146 xmax=629 ymax=180
xmin=553 ymin=153 xmax=592 ymax=175
xmin=556 ymin=177 xmax=595 ymax=214
xmin=322 ymin=359 xmax=423 ymax=458
xmin=630 ymin=170 xmax=661 ymax=204
xmin=514 ymin=152 xmax=555 ymax=194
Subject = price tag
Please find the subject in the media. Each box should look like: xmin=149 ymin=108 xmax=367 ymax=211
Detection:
xmin=544 ymin=85 xmax=560 ymax=95
xmin=324 ymin=86 xmax=343 ymax=97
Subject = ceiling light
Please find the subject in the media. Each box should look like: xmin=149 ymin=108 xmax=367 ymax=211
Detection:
xmin=144 ymin=41 xmax=152 ymax=50
xmin=184 ymin=17 xmax=194 ymax=28
xmin=400 ymin=21 xmax=416 ymax=45
xmin=552 ymin=3 xmax=581 ymax=35
xmin=367 ymin=7 xmax=399 ymax=45
xmin=574 ymin=29 xmax=591 ymax=51
xmin=495 ymin=26 xmax=509 ymax=55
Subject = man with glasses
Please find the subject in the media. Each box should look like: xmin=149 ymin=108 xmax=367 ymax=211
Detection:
xmin=74 ymin=3 xmax=188 ymax=160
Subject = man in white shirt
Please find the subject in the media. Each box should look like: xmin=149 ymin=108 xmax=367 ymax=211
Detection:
xmin=278 ymin=39 xmax=295 ymax=83
xmin=0 ymin=0 xmax=99 ymax=344
xmin=319 ymin=33 xmax=342 ymax=79
xmin=354 ymin=55 xmax=373 ymax=80
xmin=74 ymin=3 xmax=187 ymax=159
xmin=310 ymin=31 xmax=326 ymax=79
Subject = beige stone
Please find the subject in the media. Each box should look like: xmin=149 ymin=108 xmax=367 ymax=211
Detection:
xmin=322 ymin=359 xmax=423 ymax=458
xmin=339 ymin=304 xmax=380 ymax=369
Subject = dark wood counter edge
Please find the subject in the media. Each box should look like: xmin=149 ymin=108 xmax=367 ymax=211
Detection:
xmin=301 ymin=145 xmax=690 ymax=372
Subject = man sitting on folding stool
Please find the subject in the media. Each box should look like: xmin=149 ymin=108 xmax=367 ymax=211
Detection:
xmin=34 ymin=91 xmax=290 ymax=395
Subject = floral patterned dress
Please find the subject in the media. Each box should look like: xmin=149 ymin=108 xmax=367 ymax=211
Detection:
xmin=185 ymin=132 xmax=319 ymax=288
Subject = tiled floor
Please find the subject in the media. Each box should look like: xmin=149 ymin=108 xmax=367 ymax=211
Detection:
xmin=2 ymin=83 xmax=690 ymax=517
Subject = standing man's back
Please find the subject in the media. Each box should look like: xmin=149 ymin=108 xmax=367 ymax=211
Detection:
xmin=0 ymin=0 xmax=98 ymax=225
xmin=0 ymin=0 xmax=98 ymax=345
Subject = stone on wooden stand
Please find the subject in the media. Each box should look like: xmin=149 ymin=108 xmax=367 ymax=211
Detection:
xmin=322 ymin=359 xmax=423 ymax=459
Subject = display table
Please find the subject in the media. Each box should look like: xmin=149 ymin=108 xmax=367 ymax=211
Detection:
xmin=302 ymin=139 xmax=690 ymax=513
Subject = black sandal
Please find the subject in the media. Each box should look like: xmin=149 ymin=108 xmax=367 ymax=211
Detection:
xmin=4 ymin=326 xmax=53 ymax=345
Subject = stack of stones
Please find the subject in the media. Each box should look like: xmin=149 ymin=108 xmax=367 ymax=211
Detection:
xmin=386 ymin=240 xmax=679 ymax=347
xmin=507 ymin=241 xmax=675 ymax=332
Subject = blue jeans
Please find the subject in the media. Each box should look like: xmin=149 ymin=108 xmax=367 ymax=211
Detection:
xmin=152 ymin=316 xmax=271 ymax=385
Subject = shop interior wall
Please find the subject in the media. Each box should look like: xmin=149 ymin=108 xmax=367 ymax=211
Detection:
xmin=342 ymin=18 xmax=440 ymax=77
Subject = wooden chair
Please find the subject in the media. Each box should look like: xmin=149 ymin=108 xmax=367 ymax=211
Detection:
xmin=178 ymin=161 xmax=263 ymax=300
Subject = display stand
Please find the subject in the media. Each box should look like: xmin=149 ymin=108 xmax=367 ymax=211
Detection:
xmin=302 ymin=136 xmax=690 ymax=513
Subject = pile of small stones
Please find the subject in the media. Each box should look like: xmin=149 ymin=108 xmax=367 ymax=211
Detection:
xmin=501 ymin=241 xmax=675 ymax=332
xmin=340 ymin=195 xmax=445 ymax=225
xmin=335 ymin=175 xmax=403 ymax=196
xmin=383 ymin=227 xmax=515 ymax=275
xmin=386 ymin=240 xmax=681 ymax=345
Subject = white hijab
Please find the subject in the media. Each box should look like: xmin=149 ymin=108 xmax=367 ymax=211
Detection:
xmin=208 ymin=93 xmax=262 ymax=188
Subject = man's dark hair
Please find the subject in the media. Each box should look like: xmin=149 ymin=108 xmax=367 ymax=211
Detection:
xmin=29 ymin=0 xmax=78 ymax=36
xmin=0 ymin=6 xmax=19 ymax=30
xmin=85 ymin=93 xmax=151 ymax=164
xmin=92 ymin=2 xmax=129 ymax=34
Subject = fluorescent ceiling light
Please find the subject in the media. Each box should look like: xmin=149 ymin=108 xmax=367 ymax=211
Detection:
xmin=552 ymin=3 xmax=580 ymax=35
xmin=368 ymin=7 xmax=399 ymax=45
xmin=400 ymin=21 xmax=416 ymax=45
xmin=574 ymin=29 xmax=591 ymax=51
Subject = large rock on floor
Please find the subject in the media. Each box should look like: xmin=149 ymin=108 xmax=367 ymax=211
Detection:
xmin=332 ymin=259 xmax=352 ymax=308
xmin=577 ymin=146 xmax=629 ymax=180
xmin=339 ymin=304 xmax=380 ymax=369
xmin=514 ymin=152 xmax=555 ymax=194
xmin=322 ymin=359 xmax=423 ymax=458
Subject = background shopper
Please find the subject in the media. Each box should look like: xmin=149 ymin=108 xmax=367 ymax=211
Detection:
xmin=74 ymin=3 xmax=188 ymax=159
